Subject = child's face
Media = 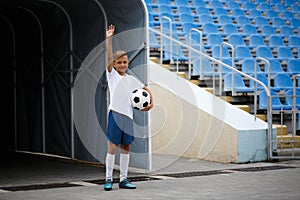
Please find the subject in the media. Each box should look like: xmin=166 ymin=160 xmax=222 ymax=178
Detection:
xmin=114 ymin=55 xmax=128 ymax=76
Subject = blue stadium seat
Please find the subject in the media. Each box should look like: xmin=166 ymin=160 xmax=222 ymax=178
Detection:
xmin=214 ymin=7 xmax=227 ymax=16
xmin=191 ymin=57 xmax=217 ymax=77
xmin=202 ymin=23 xmax=219 ymax=34
xmin=174 ymin=0 xmax=190 ymax=6
xmin=254 ymin=16 xmax=269 ymax=26
xmin=206 ymin=33 xmax=223 ymax=47
xmin=256 ymin=46 xmax=274 ymax=59
xmin=269 ymin=0 xmax=281 ymax=5
xmin=217 ymin=15 xmax=233 ymax=25
xmin=192 ymin=0 xmax=206 ymax=7
xmin=222 ymin=23 xmax=239 ymax=34
xmin=274 ymin=3 xmax=287 ymax=12
xmin=242 ymin=59 xmax=265 ymax=75
xmin=277 ymin=47 xmax=295 ymax=60
xmin=243 ymin=2 xmax=256 ymax=10
xmin=290 ymin=18 xmax=300 ymax=29
xmin=156 ymin=0 xmax=172 ymax=5
xmin=231 ymin=8 xmax=246 ymax=18
xmin=234 ymin=45 xmax=253 ymax=60
xmin=249 ymin=9 xmax=262 ymax=18
xmin=149 ymin=31 xmax=160 ymax=49
xmin=265 ymin=10 xmax=279 ymax=19
xmin=261 ymin=25 xmax=276 ymax=36
xmin=267 ymin=59 xmax=285 ymax=75
xmin=228 ymin=34 xmax=246 ymax=46
xmin=282 ymin=11 xmax=295 ymax=20
xmin=284 ymin=0 xmax=296 ymax=7
xmin=177 ymin=6 xmax=193 ymax=15
xmin=218 ymin=58 xmax=237 ymax=75
xmin=209 ymin=1 xmax=224 ymax=9
xmin=291 ymin=5 xmax=300 ymax=12
xmin=280 ymin=25 xmax=294 ymax=36
xmin=285 ymin=89 xmax=300 ymax=109
xmin=182 ymin=22 xmax=198 ymax=35
xmin=272 ymin=17 xmax=286 ymax=27
xmin=198 ymin=14 xmax=214 ymax=24
xmin=268 ymin=35 xmax=285 ymax=48
xmin=249 ymin=34 xmax=266 ymax=47
xmin=259 ymin=3 xmax=272 ymax=11
xmin=287 ymin=59 xmax=300 ymax=75
xmin=158 ymin=5 xmax=174 ymax=14
xmin=236 ymin=15 xmax=251 ymax=26
xmin=243 ymin=24 xmax=258 ymax=35
xmin=274 ymin=73 xmax=294 ymax=90
xmin=224 ymin=73 xmax=254 ymax=93
xmin=249 ymin=73 xmax=281 ymax=91
xmin=226 ymin=1 xmax=240 ymax=10
xmin=195 ymin=7 xmax=211 ymax=16
xmin=211 ymin=45 xmax=231 ymax=59
xmin=259 ymin=90 xmax=292 ymax=110
xmin=179 ymin=13 xmax=197 ymax=24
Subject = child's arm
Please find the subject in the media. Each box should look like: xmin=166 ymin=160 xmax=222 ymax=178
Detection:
xmin=106 ymin=24 xmax=115 ymax=73
xmin=141 ymin=86 xmax=154 ymax=111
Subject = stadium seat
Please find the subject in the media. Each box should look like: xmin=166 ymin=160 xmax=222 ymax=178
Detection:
xmin=285 ymin=89 xmax=300 ymax=109
xmin=179 ymin=13 xmax=197 ymax=24
xmin=222 ymin=23 xmax=239 ymax=34
xmin=259 ymin=90 xmax=292 ymax=110
xmin=291 ymin=5 xmax=300 ymax=12
xmin=159 ymin=13 xmax=180 ymax=26
xmin=254 ymin=16 xmax=269 ymax=26
xmin=224 ymin=73 xmax=254 ymax=93
xmin=259 ymin=3 xmax=272 ymax=11
xmin=158 ymin=5 xmax=174 ymax=14
xmin=249 ymin=34 xmax=266 ymax=47
xmin=182 ymin=22 xmax=198 ymax=35
xmin=274 ymin=73 xmax=294 ymax=90
xmin=191 ymin=57 xmax=217 ymax=77
xmin=287 ymin=59 xmax=300 ymax=75
xmin=198 ymin=14 xmax=214 ymax=24
xmin=249 ymin=9 xmax=262 ymax=18
xmin=272 ymin=17 xmax=286 ymax=27
xmin=234 ymin=45 xmax=253 ymax=60
xmin=177 ymin=6 xmax=193 ymax=15
xmin=269 ymin=0 xmax=281 ymax=5
xmin=236 ymin=15 xmax=251 ymax=26
xmin=277 ymin=47 xmax=295 ymax=60
xmin=156 ymin=0 xmax=172 ymax=5
xmin=268 ymin=35 xmax=285 ymax=48
xmin=261 ymin=25 xmax=276 ymax=36
xmin=256 ymin=46 xmax=274 ymax=59
xmin=242 ymin=24 xmax=258 ymax=35
xmin=280 ymin=25 xmax=294 ymax=36
xmin=217 ymin=15 xmax=233 ymax=25
xmin=274 ymin=3 xmax=287 ymax=12
xmin=267 ymin=59 xmax=285 ymax=75
xmin=211 ymin=45 xmax=231 ymax=59
xmin=202 ymin=23 xmax=219 ymax=34
xmin=265 ymin=10 xmax=279 ymax=19
xmin=290 ymin=18 xmax=300 ymax=29
xmin=285 ymin=0 xmax=297 ymax=7
xmin=226 ymin=2 xmax=240 ymax=10
xmin=206 ymin=33 xmax=223 ymax=47
xmin=243 ymin=2 xmax=256 ymax=10
xmin=174 ymin=0 xmax=190 ymax=6
xmin=218 ymin=58 xmax=237 ymax=75
xmin=192 ymin=0 xmax=206 ymax=7
xmin=228 ymin=34 xmax=246 ymax=46
xmin=282 ymin=11 xmax=295 ymax=20
xmin=231 ymin=8 xmax=246 ymax=18
xmin=249 ymin=73 xmax=281 ymax=91
xmin=214 ymin=7 xmax=227 ymax=16
xmin=209 ymin=1 xmax=224 ymax=9
xmin=149 ymin=31 xmax=160 ymax=49
xmin=195 ymin=7 xmax=211 ymax=16
xmin=241 ymin=59 xmax=265 ymax=75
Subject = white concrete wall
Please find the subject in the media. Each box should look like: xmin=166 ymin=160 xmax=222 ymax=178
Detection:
xmin=149 ymin=62 xmax=269 ymax=163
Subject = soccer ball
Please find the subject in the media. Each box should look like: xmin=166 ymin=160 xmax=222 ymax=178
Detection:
xmin=131 ymin=88 xmax=150 ymax=110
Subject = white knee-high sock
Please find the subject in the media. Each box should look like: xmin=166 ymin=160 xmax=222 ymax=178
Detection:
xmin=106 ymin=153 xmax=115 ymax=181
xmin=120 ymin=153 xmax=130 ymax=182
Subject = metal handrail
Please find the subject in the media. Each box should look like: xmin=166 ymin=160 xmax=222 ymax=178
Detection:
xmin=219 ymin=42 xmax=234 ymax=96
xmin=188 ymin=28 xmax=203 ymax=80
xmin=160 ymin=16 xmax=172 ymax=65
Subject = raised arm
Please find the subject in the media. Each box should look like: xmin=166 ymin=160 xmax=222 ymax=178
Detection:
xmin=106 ymin=24 xmax=115 ymax=72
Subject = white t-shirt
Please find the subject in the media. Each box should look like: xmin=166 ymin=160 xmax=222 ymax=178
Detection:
xmin=107 ymin=68 xmax=144 ymax=119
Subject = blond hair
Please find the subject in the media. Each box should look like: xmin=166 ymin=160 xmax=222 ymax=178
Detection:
xmin=113 ymin=50 xmax=127 ymax=61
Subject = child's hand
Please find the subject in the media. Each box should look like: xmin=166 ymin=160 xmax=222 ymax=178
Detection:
xmin=141 ymin=102 xmax=153 ymax=112
xmin=106 ymin=24 xmax=115 ymax=38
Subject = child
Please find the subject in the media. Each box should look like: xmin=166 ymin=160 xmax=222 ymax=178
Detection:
xmin=104 ymin=24 xmax=153 ymax=191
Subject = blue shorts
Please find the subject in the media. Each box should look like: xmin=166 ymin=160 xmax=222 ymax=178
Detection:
xmin=106 ymin=110 xmax=134 ymax=145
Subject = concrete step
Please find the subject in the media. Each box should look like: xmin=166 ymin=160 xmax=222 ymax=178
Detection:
xmin=277 ymin=135 xmax=300 ymax=149
xmin=235 ymin=105 xmax=250 ymax=113
xmin=273 ymin=124 xmax=288 ymax=135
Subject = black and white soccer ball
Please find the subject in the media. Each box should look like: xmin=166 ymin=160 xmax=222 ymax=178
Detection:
xmin=131 ymin=88 xmax=150 ymax=110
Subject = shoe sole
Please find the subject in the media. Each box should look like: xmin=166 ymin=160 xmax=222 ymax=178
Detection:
xmin=104 ymin=187 xmax=112 ymax=191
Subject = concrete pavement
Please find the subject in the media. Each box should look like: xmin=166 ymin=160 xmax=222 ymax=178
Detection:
xmin=0 ymin=152 xmax=300 ymax=200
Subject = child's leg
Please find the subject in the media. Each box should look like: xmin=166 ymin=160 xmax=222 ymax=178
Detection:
xmin=106 ymin=142 xmax=118 ymax=181
xmin=120 ymin=144 xmax=130 ymax=181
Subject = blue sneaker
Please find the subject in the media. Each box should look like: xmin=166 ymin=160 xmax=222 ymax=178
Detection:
xmin=119 ymin=179 xmax=136 ymax=189
xmin=103 ymin=179 xmax=113 ymax=191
